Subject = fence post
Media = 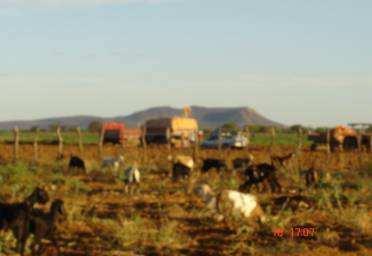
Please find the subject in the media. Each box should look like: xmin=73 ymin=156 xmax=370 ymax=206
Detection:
xmin=13 ymin=126 xmax=20 ymax=163
xmin=270 ymin=127 xmax=276 ymax=152
xmin=56 ymin=126 xmax=63 ymax=160
xmin=357 ymin=132 xmax=362 ymax=152
xmin=324 ymin=128 xmax=332 ymax=167
xmin=141 ymin=124 xmax=148 ymax=165
xmin=218 ymin=129 xmax=222 ymax=153
xmin=192 ymin=132 xmax=199 ymax=166
xmin=297 ymin=128 xmax=303 ymax=151
xmin=166 ymin=128 xmax=172 ymax=155
xmin=76 ymin=126 xmax=84 ymax=155
xmin=295 ymin=128 xmax=303 ymax=172
xmin=245 ymin=126 xmax=250 ymax=150
xmin=33 ymin=128 xmax=39 ymax=164
xmin=326 ymin=129 xmax=331 ymax=154
xmin=98 ymin=126 xmax=104 ymax=160
xmin=356 ymin=132 xmax=363 ymax=166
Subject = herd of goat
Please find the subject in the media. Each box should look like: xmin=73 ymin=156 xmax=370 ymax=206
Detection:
xmin=0 ymin=150 xmax=322 ymax=255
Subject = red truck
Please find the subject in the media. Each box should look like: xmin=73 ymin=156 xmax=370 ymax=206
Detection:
xmin=102 ymin=122 xmax=141 ymax=145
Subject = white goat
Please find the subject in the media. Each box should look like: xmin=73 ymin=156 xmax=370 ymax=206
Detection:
xmin=169 ymin=155 xmax=194 ymax=181
xmin=120 ymin=165 xmax=141 ymax=194
xmin=194 ymin=184 xmax=266 ymax=224
xmin=101 ymin=155 xmax=125 ymax=175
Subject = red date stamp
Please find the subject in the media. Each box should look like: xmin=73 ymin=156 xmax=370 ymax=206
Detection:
xmin=291 ymin=226 xmax=316 ymax=239
xmin=273 ymin=226 xmax=316 ymax=240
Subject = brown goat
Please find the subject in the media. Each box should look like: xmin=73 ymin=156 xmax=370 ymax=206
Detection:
xmin=305 ymin=167 xmax=320 ymax=187
xmin=0 ymin=187 xmax=49 ymax=256
xmin=271 ymin=152 xmax=295 ymax=169
xmin=29 ymin=199 xmax=66 ymax=255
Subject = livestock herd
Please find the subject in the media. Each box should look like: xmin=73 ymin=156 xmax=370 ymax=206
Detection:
xmin=0 ymin=147 xmax=361 ymax=255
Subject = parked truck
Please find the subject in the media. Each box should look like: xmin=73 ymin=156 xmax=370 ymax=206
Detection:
xmin=102 ymin=122 xmax=141 ymax=145
xmin=144 ymin=117 xmax=198 ymax=147
xmin=308 ymin=125 xmax=371 ymax=152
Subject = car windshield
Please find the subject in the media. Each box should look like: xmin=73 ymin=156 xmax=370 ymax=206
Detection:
xmin=208 ymin=131 xmax=234 ymax=140
xmin=222 ymin=133 xmax=233 ymax=139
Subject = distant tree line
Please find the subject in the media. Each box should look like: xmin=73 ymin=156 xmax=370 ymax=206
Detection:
xmin=18 ymin=121 xmax=104 ymax=133
xmin=203 ymin=122 xmax=372 ymax=137
xmin=2 ymin=121 xmax=372 ymax=134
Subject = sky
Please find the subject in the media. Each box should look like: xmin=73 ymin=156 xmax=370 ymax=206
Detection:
xmin=0 ymin=0 xmax=371 ymax=126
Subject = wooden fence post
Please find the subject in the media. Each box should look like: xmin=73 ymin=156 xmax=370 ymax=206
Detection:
xmin=357 ymin=132 xmax=362 ymax=152
xmin=192 ymin=132 xmax=199 ymax=166
xmin=141 ymin=124 xmax=148 ymax=165
xmin=56 ymin=126 xmax=63 ymax=160
xmin=98 ymin=126 xmax=104 ymax=160
xmin=76 ymin=126 xmax=84 ymax=155
xmin=270 ymin=127 xmax=276 ymax=151
xmin=295 ymin=128 xmax=303 ymax=173
xmin=326 ymin=129 xmax=331 ymax=154
xmin=357 ymin=132 xmax=363 ymax=166
xmin=297 ymin=128 xmax=303 ymax=151
xmin=166 ymin=128 xmax=172 ymax=155
xmin=218 ymin=129 xmax=222 ymax=153
xmin=13 ymin=126 xmax=20 ymax=162
xmin=33 ymin=128 xmax=39 ymax=164
xmin=325 ymin=128 xmax=332 ymax=166
xmin=245 ymin=126 xmax=250 ymax=150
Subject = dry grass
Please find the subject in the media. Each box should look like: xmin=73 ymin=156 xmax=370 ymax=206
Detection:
xmin=0 ymin=143 xmax=371 ymax=255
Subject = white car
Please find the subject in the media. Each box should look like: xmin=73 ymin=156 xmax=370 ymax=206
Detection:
xmin=201 ymin=131 xmax=249 ymax=149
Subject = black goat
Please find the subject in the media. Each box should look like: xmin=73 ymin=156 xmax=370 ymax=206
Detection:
xmin=29 ymin=199 xmax=66 ymax=255
xmin=201 ymin=158 xmax=227 ymax=173
xmin=68 ymin=155 xmax=86 ymax=171
xmin=172 ymin=163 xmax=191 ymax=181
xmin=232 ymin=157 xmax=253 ymax=171
xmin=0 ymin=187 xmax=49 ymax=255
xmin=239 ymin=163 xmax=281 ymax=193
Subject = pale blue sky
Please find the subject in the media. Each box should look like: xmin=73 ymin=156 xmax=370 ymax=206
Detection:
xmin=1 ymin=0 xmax=371 ymax=126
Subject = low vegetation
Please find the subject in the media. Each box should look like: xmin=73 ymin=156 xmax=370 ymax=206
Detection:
xmin=0 ymin=144 xmax=370 ymax=255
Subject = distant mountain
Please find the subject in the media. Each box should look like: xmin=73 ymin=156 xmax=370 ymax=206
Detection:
xmin=0 ymin=115 xmax=105 ymax=131
xmin=0 ymin=106 xmax=283 ymax=130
